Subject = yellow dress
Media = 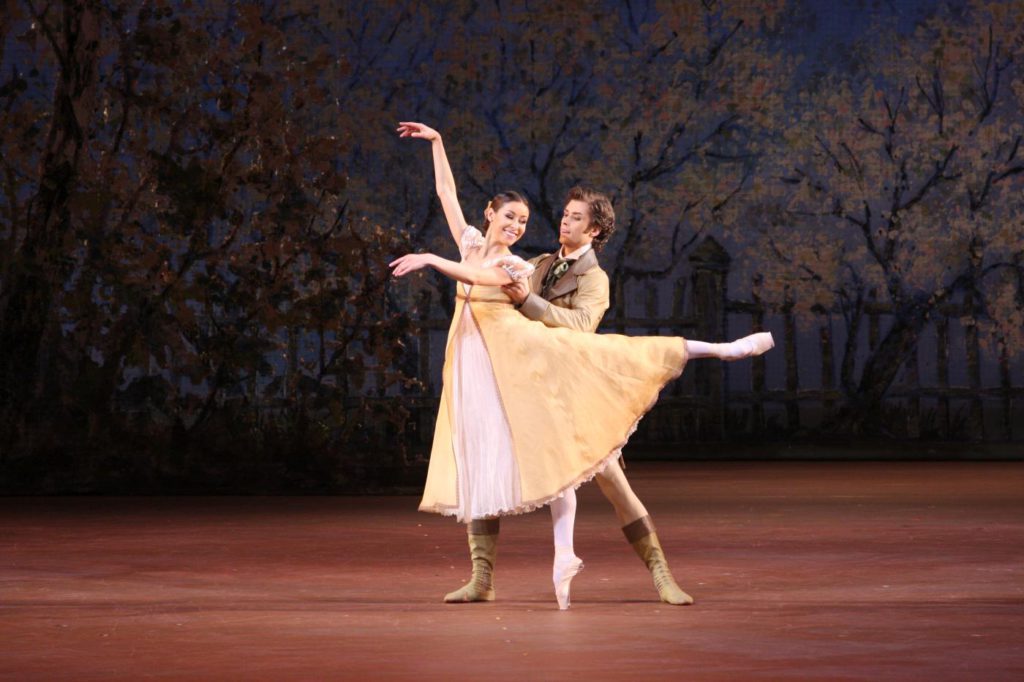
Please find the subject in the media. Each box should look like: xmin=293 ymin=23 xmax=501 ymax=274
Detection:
xmin=419 ymin=228 xmax=687 ymax=520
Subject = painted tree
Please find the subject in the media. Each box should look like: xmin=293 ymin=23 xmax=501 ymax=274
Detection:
xmin=395 ymin=0 xmax=792 ymax=286
xmin=751 ymin=0 xmax=1024 ymax=431
xmin=582 ymin=0 xmax=790 ymax=282
xmin=0 ymin=1 xmax=413 ymax=485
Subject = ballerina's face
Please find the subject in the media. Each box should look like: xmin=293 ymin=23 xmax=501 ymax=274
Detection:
xmin=486 ymin=201 xmax=529 ymax=247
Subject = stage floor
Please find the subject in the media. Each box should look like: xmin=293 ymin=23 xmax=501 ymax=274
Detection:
xmin=2 ymin=461 xmax=1022 ymax=680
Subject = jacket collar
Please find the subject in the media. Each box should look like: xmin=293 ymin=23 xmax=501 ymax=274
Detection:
xmin=534 ymin=248 xmax=600 ymax=299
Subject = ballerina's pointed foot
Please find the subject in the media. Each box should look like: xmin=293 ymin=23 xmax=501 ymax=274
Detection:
xmin=725 ymin=332 xmax=775 ymax=361
xmin=553 ymin=555 xmax=584 ymax=610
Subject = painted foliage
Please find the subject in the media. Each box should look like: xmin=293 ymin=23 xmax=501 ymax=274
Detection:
xmin=0 ymin=1 xmax=1021 ymax=490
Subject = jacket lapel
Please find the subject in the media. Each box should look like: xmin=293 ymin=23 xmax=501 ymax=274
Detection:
xmin=530 ymin=253 xmax=557 ymax=293
xmin=546 ymin=249 xmax=598 ymax=300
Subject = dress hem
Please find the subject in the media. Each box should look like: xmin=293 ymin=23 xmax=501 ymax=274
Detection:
xmin=419 ymin=344 xmax=687 ymax=522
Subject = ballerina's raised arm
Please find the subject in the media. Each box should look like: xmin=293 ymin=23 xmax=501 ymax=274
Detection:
xmin=393 ymin=121 xmax=534 ymax=288
xmin=396 ymin=122 xmax=469 ymax=247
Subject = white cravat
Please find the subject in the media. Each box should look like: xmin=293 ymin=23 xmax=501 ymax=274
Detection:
xmin=557 ymin=243 xmax=592 ymax=260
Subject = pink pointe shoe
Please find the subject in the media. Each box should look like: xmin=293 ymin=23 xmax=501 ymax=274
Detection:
xmin=553 ymin=555 xmax=584 ymax=610
xmin=724 ymin=332 xmax=775 ymax=361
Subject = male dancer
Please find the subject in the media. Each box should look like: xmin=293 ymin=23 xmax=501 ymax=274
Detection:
xmin=445 ymin=186 xmax=693 ymax=606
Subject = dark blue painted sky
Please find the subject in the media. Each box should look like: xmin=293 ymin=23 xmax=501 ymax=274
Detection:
xmin=786 ymin=0 xmax=959 ymax=75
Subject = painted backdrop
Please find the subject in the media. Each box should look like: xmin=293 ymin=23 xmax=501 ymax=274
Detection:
xmin=1 ymin=1 xmax=1022 ymax=492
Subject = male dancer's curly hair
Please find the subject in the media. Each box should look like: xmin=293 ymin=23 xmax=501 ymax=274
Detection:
xmin=481 ymin=190 xmax=529 ymax=234
xmin=566 ymin=186 xmax=615 ymax=252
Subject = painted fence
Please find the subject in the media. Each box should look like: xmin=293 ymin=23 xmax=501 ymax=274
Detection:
xmin=374 ymin=237 xmax=1024 ymax=448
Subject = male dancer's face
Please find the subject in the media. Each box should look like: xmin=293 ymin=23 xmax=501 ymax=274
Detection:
xmin=559 ymin=200 xmax=601 ymax=253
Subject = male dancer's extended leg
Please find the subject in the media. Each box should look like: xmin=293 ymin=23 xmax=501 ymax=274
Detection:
xmin=595 ymin=459 xmax=694 ymax=605
xmin=444 ymin=518 xmax=499 ymax=603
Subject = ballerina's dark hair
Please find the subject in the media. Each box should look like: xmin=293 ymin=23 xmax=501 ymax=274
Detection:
xmin=481 ymin=191 xmax=529 ymax=233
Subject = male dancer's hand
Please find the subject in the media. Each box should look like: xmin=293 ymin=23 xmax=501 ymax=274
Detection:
xmin=502 ymin=280 xmax=529 ymax=306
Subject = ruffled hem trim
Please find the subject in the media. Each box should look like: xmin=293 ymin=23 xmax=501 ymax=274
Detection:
xmin=419 ymin=343 xmax=687 ymax=522
xmin=420 ymin=447 xmax=620 ymax=522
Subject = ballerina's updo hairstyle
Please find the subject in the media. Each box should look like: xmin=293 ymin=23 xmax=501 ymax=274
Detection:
xmin=481 ymin=191 xmax=530 ymax=234
xmin=566 ymin=186 xmax=615 ymax=252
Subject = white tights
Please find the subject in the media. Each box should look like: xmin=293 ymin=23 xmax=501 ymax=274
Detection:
xmin=549 ymin=487 xmax=577 ymax=559
xmin=685 ymin=337 xmax=757 ymax=361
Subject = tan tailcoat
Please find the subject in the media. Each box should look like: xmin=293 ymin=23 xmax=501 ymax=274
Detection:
xmin=518 ymin=249 xmax=610 ymax=333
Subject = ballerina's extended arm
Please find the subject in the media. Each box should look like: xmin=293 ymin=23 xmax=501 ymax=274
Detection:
xmin=396 ymin=122 xmax=468 ymax=247
xmin=390 ymin=253 xmax=514 ymax=287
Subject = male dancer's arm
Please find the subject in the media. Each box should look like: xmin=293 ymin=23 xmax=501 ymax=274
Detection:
xmin=515 ymin=266 xmax=610 ymax=333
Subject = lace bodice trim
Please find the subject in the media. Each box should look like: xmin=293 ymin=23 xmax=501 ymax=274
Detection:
xmin=459 ymin=226 xmax=486 ymax=256
xmin=459 ymin=226 xmax=535 ymax=283
xmin=483 ymin=255 xmax=534 ymax=282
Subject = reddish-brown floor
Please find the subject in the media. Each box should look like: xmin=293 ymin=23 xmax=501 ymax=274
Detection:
xmin=1 ymin=461 xmax=1022 ymax=681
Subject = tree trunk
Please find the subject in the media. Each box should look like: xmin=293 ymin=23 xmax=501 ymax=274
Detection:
xmin=0 ymin=5 xmax=100 ymax=448
xmin=835 ymin=305 xmax=930 ymax=434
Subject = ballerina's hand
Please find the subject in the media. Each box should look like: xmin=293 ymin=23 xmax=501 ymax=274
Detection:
xmin=390 ymin=253 xmax=434 ymax=277
xmin=396 ymin=121 xmax=439 ymax=141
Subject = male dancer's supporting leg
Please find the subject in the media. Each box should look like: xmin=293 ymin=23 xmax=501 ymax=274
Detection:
xmin=595 ymin=459 xmax=694 ymax=605
xmin=444 ymin=518 xmax=499 ymax=602
xmin=593 ymin=333 xmax=772 ymax=605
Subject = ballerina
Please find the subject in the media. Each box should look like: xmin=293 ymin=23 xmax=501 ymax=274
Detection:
xmin=392 ymin=122 xmax=773 ymax=609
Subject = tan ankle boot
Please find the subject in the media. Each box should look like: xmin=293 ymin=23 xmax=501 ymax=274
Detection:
xmin=623 ymin=516 xmax=694 ymax=605
xmin=444 ymin=518 xmax=499 ymax=603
